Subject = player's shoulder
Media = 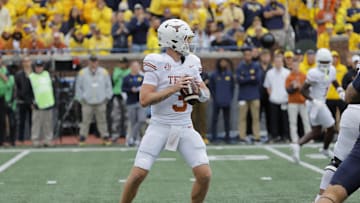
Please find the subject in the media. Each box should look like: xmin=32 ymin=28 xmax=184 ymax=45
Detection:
xmin=143 ymin=53 xmax=167 ymax=72
xmin=186 ymin=53 xmax=201 ymax=63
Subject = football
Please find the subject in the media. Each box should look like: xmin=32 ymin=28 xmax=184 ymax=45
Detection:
xmin=180 ymin=78 xmax=200 ymax=105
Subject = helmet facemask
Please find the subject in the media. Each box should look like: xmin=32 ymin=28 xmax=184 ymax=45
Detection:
xmin=318 ymin=61 xmax=331 ymax=72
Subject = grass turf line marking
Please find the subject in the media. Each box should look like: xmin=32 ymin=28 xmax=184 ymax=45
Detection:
xmin=0 ymin=150 xmax=30 ymax=173
xmin=0 ymin=143 xmax=324 ymax=153
xmin=264 ymin=146 xmax=325 ymax=175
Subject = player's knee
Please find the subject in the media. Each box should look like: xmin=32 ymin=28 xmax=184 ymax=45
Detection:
xmin=194 ymin=166 xmax=212 ymax=185
xmin=129 ymin=167 xmax=148 ymax=185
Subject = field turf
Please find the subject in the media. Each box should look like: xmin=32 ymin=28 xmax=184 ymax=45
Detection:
xmin=0 ymin=144 xmax=359 ymax=203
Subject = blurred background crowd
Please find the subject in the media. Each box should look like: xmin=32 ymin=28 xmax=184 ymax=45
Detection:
xmin=1 ymin=0 xmax=360 ymax=147
xmin=0 ymin=0 xmax=360 ymax=55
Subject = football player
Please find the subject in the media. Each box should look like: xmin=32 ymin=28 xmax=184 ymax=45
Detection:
xmin=291 ymin=48 xmax=345 ymax=162
xmin=120 ymin=19 xmax=211 ymax=203
xmin=314 ymin=57 xmax=360 ymax=201
xmin=316 ymin=69 xmax=360 ymax=203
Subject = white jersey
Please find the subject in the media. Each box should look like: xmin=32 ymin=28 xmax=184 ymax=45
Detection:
xmin=142 ymin=53 xmax=203 ymax=125
xmin=306 ymin=66 xmax=336 ymax=102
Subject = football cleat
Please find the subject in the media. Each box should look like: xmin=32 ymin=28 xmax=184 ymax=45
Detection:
xmin=319 ymin=148 xmax=333 ymax=158
xmin=290 ymin=143 xmax=300 ymax=164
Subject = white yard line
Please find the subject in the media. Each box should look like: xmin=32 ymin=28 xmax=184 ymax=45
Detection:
xmin=0 ymin=150 xmax=30 ymax=173
xmin=264 ymin=146 xmax=324 ymax=175
xmin=0 ymin=143 xmax=324 ymax=153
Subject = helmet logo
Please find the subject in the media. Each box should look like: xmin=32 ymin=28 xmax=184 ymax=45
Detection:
xmin=165 ymin=24 xmax=184 ymax=32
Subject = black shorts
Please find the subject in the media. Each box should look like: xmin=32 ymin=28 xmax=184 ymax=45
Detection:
xmin=330 ymin=134 xmax=360 ymax=195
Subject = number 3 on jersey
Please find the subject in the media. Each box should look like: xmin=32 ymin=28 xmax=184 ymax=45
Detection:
xmin=172 ymin=95 xmax=187 ymax=112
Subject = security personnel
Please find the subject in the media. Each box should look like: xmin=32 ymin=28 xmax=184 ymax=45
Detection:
xmin=110 ymin=57 xmax=130 ymax=140
xmin=0 ymin=54 xmax=8 ymax=146
xmin=75 ymin=55 xmax=113 ymax=146
xmin=4 ymin=61 xmax=16 ymax=146
xmin=29 ymin=59 xmax=55 ymax=147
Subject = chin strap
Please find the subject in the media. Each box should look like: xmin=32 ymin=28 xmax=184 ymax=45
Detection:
xmin=198 ymin=88 xmax=210 ymax=102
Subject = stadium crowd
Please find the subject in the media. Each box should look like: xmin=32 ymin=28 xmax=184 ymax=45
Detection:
xmin=0 ymin=0 xmax=360 ymax=147
xmin=0 ymin=0 xmax=359 ymax=54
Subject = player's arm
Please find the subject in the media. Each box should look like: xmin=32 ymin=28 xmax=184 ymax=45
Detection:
xmin=301 ymin=82 xmax=313 ymax=101
xmin=198 ymin=81 xmax=210 ymax=102
xmin=139 ymin=76 xmax=192 ymax=107
xmin=332 ymin=80 xmax=345 ymax=101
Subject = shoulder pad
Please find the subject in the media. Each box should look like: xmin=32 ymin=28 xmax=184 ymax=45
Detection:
xmin=143 ymin=53 xmax=163 ymax=72
xmin=186 ymin=54 xmax=202 ymax=73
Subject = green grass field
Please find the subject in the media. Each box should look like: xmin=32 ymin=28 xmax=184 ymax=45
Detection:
xmin=0 ymin=145 xmax=359 ymax=203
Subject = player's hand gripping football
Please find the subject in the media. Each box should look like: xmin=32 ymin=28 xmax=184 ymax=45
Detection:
xmin=178 ymin=76 xmax=200 ymax=105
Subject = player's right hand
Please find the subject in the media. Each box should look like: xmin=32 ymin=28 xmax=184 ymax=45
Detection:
xmin=173 ymin=76 xmax=193 ymax=91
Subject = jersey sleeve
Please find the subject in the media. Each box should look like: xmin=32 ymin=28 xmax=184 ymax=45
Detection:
xmin=143 ymin=53 xmax=161 ymax=72
xmin=142 ymin=72 xmax=158 ymax=86
xmin=305 ymin=69 xmax=317 ymax=84
xmin=142 ymin=54 xmax=161 ymax=86
xmin=189 ymin=54 xmax=203 ymax=82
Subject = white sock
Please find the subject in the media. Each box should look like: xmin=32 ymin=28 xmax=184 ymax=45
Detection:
xmin=319 ymin=169 xmax=335 ymax=191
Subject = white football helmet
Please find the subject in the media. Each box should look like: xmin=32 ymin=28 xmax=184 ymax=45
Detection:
xmin=316 ymin=48 xmax=333 ymax=72
xmin=157 ymin=19 xmax=194 ymax=56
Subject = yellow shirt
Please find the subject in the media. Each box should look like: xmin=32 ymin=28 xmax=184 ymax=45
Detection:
xmin=69 ymin=37 xmax=89 ymax=56
xmin=221 ymin=6 xmax=244 ymax=29
xmin=144 ymin=28 xmax=160 ymax=54
xmin=246 ymin=27 xmax=268 ymax=37
xmin=348 ymin=32 xmax=360 ymax=52
xmin=88 ymin=35 xmax=113 ymax=55
xmin=62 ymin=0 xmax=84 ymax=21
xmin=180 ymin=7 xmax=207 ymax=30
xmin=326 ymin=63 xmax=348 ymax=100
xmin=44 ymin=1 xmax=64 ymax=21
xmin=317 ymin=32 xmax=333 ymax=49
xmin=299 ymin=54 xmax=316 ymax=74
xmin=83 ymin=0 xmax=96 ymax=23
xmin=91 ymin=6 xmax=113 ymax=35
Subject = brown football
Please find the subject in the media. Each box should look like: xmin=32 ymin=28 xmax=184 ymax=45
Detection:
xmin=180 ymin=78 xmax=200 ymax=105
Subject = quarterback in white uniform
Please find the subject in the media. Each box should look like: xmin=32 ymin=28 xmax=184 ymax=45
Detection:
xmin=291 ymin=48 xmax=345 ymax=162
xmin=314 ymin=55 xmax=360 ymax=202
xmin=120 ymin=19 xmax=211 ymax=203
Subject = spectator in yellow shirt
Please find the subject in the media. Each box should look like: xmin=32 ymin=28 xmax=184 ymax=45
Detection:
xmin=299 ymin=49 xmax=316 ymax=74
xmin=91 ymin=0 xmax=113 ymax=36
xmin=62 ymin=7 xmax=84 ymax=35
xmin=69 ymin=28 xmax=89 ymax=56
xmin=317 ymin=23 xmax=335 ymax=49
xmin=88 ymin=27 xmax=112 ymax=55
xmin=221 ymin=0 xmax=244 ymax=30
xmin=62 ymin=0 xmax=83 ymax=21
xmin=245 ymin=16 xmax=268 ymax=37
xmin=180 ymin=1 xmax=207 ymax=30
xmin=344 ymin=23 xmax=360 ymax=52
xmin=83 ymin=0 xmax=96 ymax=23
xmin=44 ymin=0 xmax=64 ymax=21
xmin=326 ymin=50 xmax=348 ymax=129
xmin=144 ymin=16 xmax=161 ymax=54
xmin=36 ymin=15 xmax=53 ymax=47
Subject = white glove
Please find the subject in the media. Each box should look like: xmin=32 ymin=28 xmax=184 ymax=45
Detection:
xmin=337 ymin=87 xmax=345 ymax=101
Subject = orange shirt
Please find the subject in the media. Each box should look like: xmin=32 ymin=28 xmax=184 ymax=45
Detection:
xmin=285 ymin=71 xmax=306 ymax=104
